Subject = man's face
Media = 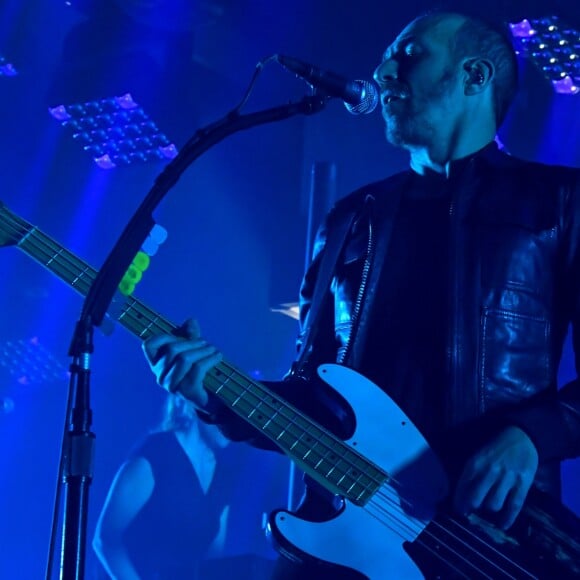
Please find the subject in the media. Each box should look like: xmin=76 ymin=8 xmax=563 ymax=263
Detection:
xmin=374 ymin=15 xmax=466 ymax=148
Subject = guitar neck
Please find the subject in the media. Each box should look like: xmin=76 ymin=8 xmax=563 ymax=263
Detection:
xmin=0 ymin=203 xmax=385 ymax=504
xmin=0 ymin=203 xmax=176 ymax=339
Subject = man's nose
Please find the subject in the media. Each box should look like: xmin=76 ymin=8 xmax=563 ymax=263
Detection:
xmin=373 ymin=60 xmax=397 ymax=85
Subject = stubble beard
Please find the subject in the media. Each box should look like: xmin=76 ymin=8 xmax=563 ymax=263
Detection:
xmin=384 ymin=105 xmax=433 ymax=148
xmin=384 ymin=67 xmax=458 ymax=149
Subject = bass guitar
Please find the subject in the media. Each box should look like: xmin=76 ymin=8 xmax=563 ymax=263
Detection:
xmin=1 ymin=202 xmax=580 ymax=578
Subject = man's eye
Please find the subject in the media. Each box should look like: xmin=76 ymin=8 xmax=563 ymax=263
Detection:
xmin=405 ymin=45 xmax=418 ymax=56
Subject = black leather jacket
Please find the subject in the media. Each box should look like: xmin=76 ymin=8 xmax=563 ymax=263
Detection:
xmin=207 ymin=144 xmax=580 ymax=501
xmin=294 ymin=144 xmax=580 ymax=495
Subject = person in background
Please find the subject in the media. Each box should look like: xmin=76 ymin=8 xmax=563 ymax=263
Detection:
xmin=93 ymin=394 xmax=277 ymax=579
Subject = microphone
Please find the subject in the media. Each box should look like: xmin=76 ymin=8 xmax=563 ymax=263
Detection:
xmin=275 ymin=54 xmax=379 ymax=115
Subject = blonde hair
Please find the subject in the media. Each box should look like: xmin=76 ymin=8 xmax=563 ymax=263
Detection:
xmin=160 ymin=393 xmax=197 ymax=432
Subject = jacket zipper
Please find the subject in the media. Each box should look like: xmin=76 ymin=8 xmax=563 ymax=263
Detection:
xmin=448 ymin=197 xmax=459 ymax=403
xmin=448 ymin=161 xmax=475 ymax=424
xmin=339 ymin=195 xmax=376 ymax=364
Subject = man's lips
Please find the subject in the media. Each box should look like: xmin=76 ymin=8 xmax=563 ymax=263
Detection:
xmin=381 ymin=86 xmax=410 ymax=105
xmin=383 ymin=95 xmax=404 ymax=104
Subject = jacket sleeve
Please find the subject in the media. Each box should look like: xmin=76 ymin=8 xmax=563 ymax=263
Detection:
xmin=505 ymin=167 xmax=580 ymax=462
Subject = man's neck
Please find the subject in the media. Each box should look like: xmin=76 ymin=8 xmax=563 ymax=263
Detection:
xmin=408 ymin=129 xmax=496 ymax=177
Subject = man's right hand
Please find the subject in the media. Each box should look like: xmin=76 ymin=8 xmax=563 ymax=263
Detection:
xmin=142 ymin=318 xmax=223 ymax=410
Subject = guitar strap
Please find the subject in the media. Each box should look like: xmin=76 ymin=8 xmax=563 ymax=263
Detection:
xmin=292 ymin=171 xmax=412 ymax=376
xmin=293 ymin=201 xmax=359 ymax=375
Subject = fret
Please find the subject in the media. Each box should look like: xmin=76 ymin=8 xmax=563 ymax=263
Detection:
xmin=223 ymin=369 xmax=249 ymax=407
xmin=44 ymin=247 xmax=65 ymax=267
xmin=135 ymin=314 xmax=162 ymax=338
xmin=278 ymin=425 xmax=309 ymax=451
xmin=326 ymin=465 xmax=337 ymax=478
xmin=213 ymin=374 xmax=235 ymax=397
xmin=289 ymin=421 xmax=310 ymax=449
xmin=19 ymin=231 xmax=97 ymax=289
xmin=276 ymin=420 xmax=292 ymax=441
xmin=16 ymin=225 xmax=37 ymax=246
xmin=247 ymin=400 xmax=264 ymax=419
xmin=71 ymin=265 xmax=94 ymax=287
xmin=296 ymin=436 xmax=382 ymax=500
xmin=117 ymin=309 xmax=129 ymax=322
xmin=202 ymin=365 xmax=385 ymax=504
xmin=261 ymin=409 xmax=279 ymax=430
xmin=348 ymin=478 xmax=370 ymax=500
xmin=0 ymin=204 xmax=387 ymax=507
xmin=119 ymin=300 xmax=175 ymax=339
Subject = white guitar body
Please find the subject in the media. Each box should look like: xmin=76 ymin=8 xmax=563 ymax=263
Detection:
xmin=270 ymin=364 xmax=449 ymax=579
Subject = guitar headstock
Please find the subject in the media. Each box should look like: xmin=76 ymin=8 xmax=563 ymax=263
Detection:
xmin=0 ymin=202 xmax=30 ymax=247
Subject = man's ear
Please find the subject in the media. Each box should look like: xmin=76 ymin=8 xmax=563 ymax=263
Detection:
xmin=463 ymin=58 xmax=494 ymax=94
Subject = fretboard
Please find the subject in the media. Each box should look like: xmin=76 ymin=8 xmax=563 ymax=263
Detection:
xmin=0 ymin=202 xmax=386 ymax=504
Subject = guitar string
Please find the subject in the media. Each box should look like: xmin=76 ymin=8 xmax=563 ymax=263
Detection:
xmin=7 ymin=221 xmax=536 ymax=577
xmin=8 ymin=223 xmax=176 ymax=348
xmin=363 ymin=503 xmax=493 ymax=580
xmin=362 ymin=496 xmax=480 ymax=580
xmin=369 ymin=475 xmax=536 ymax=577
xmin=433 ymin=513 xmax=538 ymax=577
xmin=367 ymin=489 xmax=532 ymax=579
xmin=366 ymin=497 xmax=532 ymax=580
xmin=3 ymin=217 xmax=538 ymax=579
xmin=5 ymin=229 xmax=513 ymax=558
xmin=7 ymin=219 xmax=533 ymax=577
xmin=17 ymin=213 xmax=567 ymax=569
xmin=201 ymin=364 xmax=506 ymax=579
xmin=209 ymin=363 xmax=533 ymax=579
xmin=207 ymin=363 xmax=530 ymax=580
xmin=3 ymin=218 xmax=169 ymax=336
xmin=14 ymin=224 xmax=540 ymax=576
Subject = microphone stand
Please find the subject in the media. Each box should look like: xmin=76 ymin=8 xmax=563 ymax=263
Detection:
xmin=49 ymin=94 xmax=327 ymax=580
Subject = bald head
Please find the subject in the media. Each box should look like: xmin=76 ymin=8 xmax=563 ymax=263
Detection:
xmin=406 ymin=11 xmax=468 ymax=40
xmin=410 ymin=11 xmax=519 ymax=127
xmin=374 ymin=10 xmax=506 ymax=166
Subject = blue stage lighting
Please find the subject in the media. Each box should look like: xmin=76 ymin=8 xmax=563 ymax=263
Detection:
xmin=48 ymin=93 xmax=178 ymax=169
xmin=0 ymin=336 xmax=68 ymax=386
xmin=0 ymin=54 xmax=17 ymax=77
xmin=510 ymin=16 xmax=580 ymax=95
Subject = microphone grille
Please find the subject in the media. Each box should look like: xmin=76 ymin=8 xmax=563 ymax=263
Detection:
xmin=344 ymin=80 xmax=379 ymax=115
